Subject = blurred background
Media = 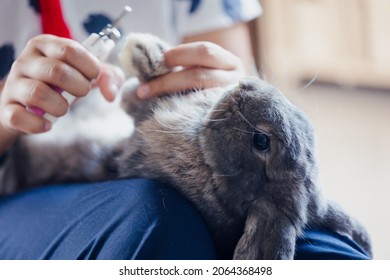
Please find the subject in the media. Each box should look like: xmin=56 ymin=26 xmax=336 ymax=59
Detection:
xmin=253 ymin=0 xmax=390 ymax=259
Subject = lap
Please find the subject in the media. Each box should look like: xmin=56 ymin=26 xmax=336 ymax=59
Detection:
xmin=0 ymin=179 xmax=370 ymax=260
xmin=0 ymin=179 xmax=217 ymax=259
xmin=295 ymin=227 xmax=370 ymax=260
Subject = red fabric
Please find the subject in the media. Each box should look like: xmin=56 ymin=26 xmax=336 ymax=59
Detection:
xmin=39 ymin=0 xmax=72 ymax=38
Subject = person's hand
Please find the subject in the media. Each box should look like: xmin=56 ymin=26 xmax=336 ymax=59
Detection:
xmin=0 ymin=34 xmax=124 ymax=136
xmin=91 ymin=63 xmax=125 ymax=102
xmin=0 ymin=34 xmax=100 ymax=135
xmin=136 ymin=41 xmax=246 ymax=99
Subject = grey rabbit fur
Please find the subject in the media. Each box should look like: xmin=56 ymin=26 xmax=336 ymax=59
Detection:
xmin=0 ymin=33 xmax=372 ymax=259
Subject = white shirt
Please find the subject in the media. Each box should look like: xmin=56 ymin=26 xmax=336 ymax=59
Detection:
xmin=0 ymin=0 xmax=262 ymax=79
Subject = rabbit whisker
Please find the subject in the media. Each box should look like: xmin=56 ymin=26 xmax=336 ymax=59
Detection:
xmin=227 ymin=94 xmax=239 ymax=104
xmin=154 ymin=117 xmax=180 ymax=130
xmin=237 ymin=111 xmax=258 ymax=131
xmin=214 ymin=169 xmax=242 ymax=177
xmin=233 ymin=127 xmax=254 ymax=134
xmin=142 ymin=129 xmax=185 ymax=134
xmin=208 ymin=118 xmax=227 ymax=122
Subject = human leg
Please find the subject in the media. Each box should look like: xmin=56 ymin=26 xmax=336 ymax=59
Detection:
xmin=295 ymin=226 xmax=371 ymax=260
xmin=0 ymin=178 xmax=371 ymax=260
xmin=0 ymin=178 xmax=217 ymax=260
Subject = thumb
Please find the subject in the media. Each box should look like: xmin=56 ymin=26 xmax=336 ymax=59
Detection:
xmin=93 ymin=64 xmax=125 ymax=102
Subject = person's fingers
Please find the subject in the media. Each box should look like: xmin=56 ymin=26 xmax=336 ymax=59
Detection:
xmin=8 ymin=78 xmax=68 ymax=117
xmin=0 ymin=35 xmax=102 ymax=136
xmin=139 ymin=41 xmax=245 ymax=99
xmin=164 ymin=42 xmax=242 ymax=70
xmin=13 ymin=56 xmax=92 ymax=97
xmin=28 ymin=35 xmax=100 ymax=80
xmin=1 ymin=103 xmax=51 ymax=134
xmin=137 ymin=67 xmax=241 ymax=99
xmin=93 ymin=64 xmax=126 ymax=102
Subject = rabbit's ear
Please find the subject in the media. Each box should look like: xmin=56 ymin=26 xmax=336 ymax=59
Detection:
xmin=233 ymin=197 xmax=297 ymax=260
xmin=323 ymin=200 xmax=372 ymax=257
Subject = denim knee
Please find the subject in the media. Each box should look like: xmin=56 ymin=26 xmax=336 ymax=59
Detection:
xmin=0 ymin=179 xmax=218 ymax=260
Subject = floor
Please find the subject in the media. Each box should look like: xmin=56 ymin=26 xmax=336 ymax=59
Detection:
xmin=276 ymin=81 xmax=390 ymax=259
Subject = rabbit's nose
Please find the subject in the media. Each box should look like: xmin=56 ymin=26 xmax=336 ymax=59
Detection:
xmin=238 ymin=77 xmax=262 ymax=91
xmin=239 ymin=77 xmax=274 ymax=94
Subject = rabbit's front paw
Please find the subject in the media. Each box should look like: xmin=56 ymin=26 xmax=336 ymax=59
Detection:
xmin=119 ymin=33 xmax=172 ymax=82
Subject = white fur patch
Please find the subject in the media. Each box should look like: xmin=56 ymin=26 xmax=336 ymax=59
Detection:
xmin=152 ymin=89 xmax=225 ymax=132
xmin=27 ymin=88 xmax=134 ymax=147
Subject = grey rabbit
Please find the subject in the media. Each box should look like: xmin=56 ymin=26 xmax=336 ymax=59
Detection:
xmin=0 ymin=33 xmax=372 ymax=259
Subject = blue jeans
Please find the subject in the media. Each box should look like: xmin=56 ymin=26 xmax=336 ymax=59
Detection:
xmin=0 ymin=179 xmax=370 ymax=260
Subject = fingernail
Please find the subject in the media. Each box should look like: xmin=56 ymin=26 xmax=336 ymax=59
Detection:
xmin=137 ymin=84 xmax=150 ymax=99
xmin=44 ymin=121 xmax=52 ymax=132
xmin=90 ymin=72 xmax=102 ymax=88
xmin=110 ymin=83 xmax=119 ymax=96
xmin=90 ymin=78 xmax=99 ymax=88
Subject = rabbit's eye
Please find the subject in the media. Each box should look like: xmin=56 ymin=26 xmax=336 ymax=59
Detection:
xmin=253 ymin=132 xmax=270 ymax=151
